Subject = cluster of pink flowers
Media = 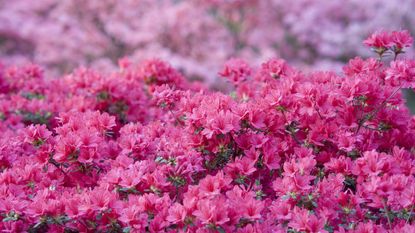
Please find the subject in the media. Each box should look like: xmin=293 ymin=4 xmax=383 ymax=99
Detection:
xmin=364 ymin=30 xmax=413 ymax=58
xmin=1 ymin=30 xmax=415 ymax=232
xmin=0 ymin=0 xmax=414 ymax=83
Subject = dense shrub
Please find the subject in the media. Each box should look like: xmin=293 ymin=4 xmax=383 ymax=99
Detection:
xmin=0 ymin=31 xmax=415 ymax=232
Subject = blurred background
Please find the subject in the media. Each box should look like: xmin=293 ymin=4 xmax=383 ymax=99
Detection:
xmin=0 ymin=0 xmax=414 ymax=112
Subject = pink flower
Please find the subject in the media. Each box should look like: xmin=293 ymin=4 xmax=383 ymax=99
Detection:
xmin=363 ymin=30 xmax=392 ymax=49
xmin=166 ymin=203 xmax=187 ymax=224
xmin=256 ymin=58 xmax=290 ymax=80
xmin=153 ymin=84 xmax=182 ymax=109
xmin=391 ymin=30 xmax=413 ymax=50
xmin=209 ymin=110 xmax=241 ymax=135
xmin=239 ymin=198 xmax=264 ymax=220
xmin=83 ymin=189 xmax=115 ymax=212
xmin=351 ymin=222 xmax=385 ymax=233
xmin=343 ymin=57 xmax=380 ymax=76
xmin=23 ymin=124 xmax=52 ymax=146
xmin=199 ymin=172 xmax=232 ymax=198
xmin=385 ymin=59 xmax=415 ymax=88
xmin=226 ymin=156 xmax=257 ymax=177
xmin=118 ymin=205 xmax=147 ymax=232
xmin=137 ymin=59 xmax=185 ymax=88
xmin=269 ymin=200 xmax=293 ymax=221
xmin=193 ymin=197 xmax=230 ymax=226
xmin=219 ymin=58 xmax=252 ymax=84
xmin=289 ymin=208 xmax=327 ymax=233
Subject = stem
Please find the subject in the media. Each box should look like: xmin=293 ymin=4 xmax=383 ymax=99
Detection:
xmin=394 ymin=53 xmax=398 ymax=61
xmin=49 ymin=158 xmax=68 ymax=176
xmin=372 ymin=85 xmax=403 ymax=116
xmin=383 ymin=199 xmax=393 ymax=229
xmin=377 ymin=52 xmax=383 ymax=62
xmin=362 ymin=125 xmax=379 ymax=131
xmin=169 ymin=109 xmax=183 ymax=126
xmin=277 ymin=107 xmax=288 ymax=124
xmin=290 ymin=132 xmax=302 ymax=145
xmin=355 ymin=116 xmax=369 ymax=134
xmin=355 ymin=85 xmax=402 ymax=134
xmin=407 ymin=205 xmax=414 ymax=224
xmin=173 ymin=186 xmax=180 ymax=202
xmin=354 ymin=102 xmax=365 ymax=133
xmin=314 ymin=101 xmax=323 ymax=120
xmin=281 ymin=110 xmax=287 ymax=123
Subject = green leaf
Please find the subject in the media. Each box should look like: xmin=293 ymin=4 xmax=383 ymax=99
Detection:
xmin=155 ymin=156 xmax=168 ymax=164
xmin=21 ymin=92 xmax=45 ymax=100
xmin=217 ymin=226 xmax=226 ymax=233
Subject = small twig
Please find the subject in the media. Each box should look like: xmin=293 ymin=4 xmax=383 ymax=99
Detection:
xmin=49 ymin=158 xmax=68 ymax=176
xmin=394 ymin=53 xmax=398 ymax=61
xmin=312 ymin=99 xmax=323 ymax=120
xmin=290 ymin=132 xmax=302 ymax=146
xmin=168 ymin=109 xmax=183 ymax=126
xmin=407 ymin=205 xmax=414 ymax=224
xmin=362 ymin=125 xmax=380 ymax=131
xmin=281 ymin=110 xmax=288 ymax=123
xmin=355 ymin=85 xmax=402 ymax=134
xmin=372 ymin=85 xmax=403 ymax=115
xmin=383 ymin=199 xmax=393 ymax=229
xmin=314 ymin=106 xmax=323 ymax=120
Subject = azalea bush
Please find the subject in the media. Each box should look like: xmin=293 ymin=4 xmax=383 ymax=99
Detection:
xmin=1 ymin=30 xmax=415 ymax=232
